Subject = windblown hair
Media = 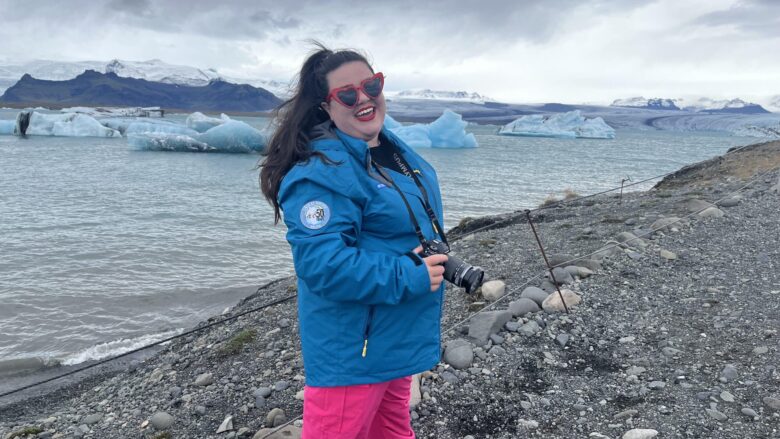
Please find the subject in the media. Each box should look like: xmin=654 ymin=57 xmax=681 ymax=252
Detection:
xmin=260 ymin=42 xmax=373 ymax=224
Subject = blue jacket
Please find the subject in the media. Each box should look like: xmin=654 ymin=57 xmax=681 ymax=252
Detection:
xmin=278 ymin=121 xmax=445 ymax=387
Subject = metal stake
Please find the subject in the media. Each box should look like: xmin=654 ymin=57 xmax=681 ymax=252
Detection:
xmin=525 ymin=210 xmax=570 ymax=314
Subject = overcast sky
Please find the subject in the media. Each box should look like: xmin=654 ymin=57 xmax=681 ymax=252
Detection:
xmin=0 ymin=0 xmax=778 ymax=104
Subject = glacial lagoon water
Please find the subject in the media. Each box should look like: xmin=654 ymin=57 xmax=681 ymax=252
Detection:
xmin=0 ymin=110 xmax=758 ymax=382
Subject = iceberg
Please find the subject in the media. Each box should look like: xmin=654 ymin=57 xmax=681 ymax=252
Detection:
xmin=384 ymin=110 xmax=478 ymax=148
xmin=499 ymin=110 xmax=615 ymax=139
xmin=125 ymin=121 xmax=199 ymax=137
xmin=0 ymin=119 xmax=14 ymax=135
xmin=186 ymin=112 xmax=229 ymax=132
xmin=130 ymin=119 xmax=267 ymax=153
xmin=18 ymin=111 xmax=121 ymax=137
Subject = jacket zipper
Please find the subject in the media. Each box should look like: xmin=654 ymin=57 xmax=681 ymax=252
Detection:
xmin=361 ymin=306 xmax=375 ymax=358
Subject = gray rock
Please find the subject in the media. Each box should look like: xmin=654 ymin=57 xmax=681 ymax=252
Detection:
xmin=505 ymin=321 xmax=521 ymax=332
xmin=648 ymin=381 xmax=666 ymax=390
xmin=216 ymin=415 xmax=234 ymax=433
xmin=682 ymin=198 xmax=715 ymax=213
xmin=705 ymin=408 xmax=727 ymax=421
xmin=614 ymin=409 xmax=638 ymax=419
xmin=274 ymin=380 xmax=289 ymax=392
xmin=440 ymin=371 xmax=459 ymax=384
xmin=622 ymin=429 xmax=658 ymax=439
xmin=659 ymin=249 xmax=677 ymax=260
xmin=266 ymin=408 xmax=287 ymax=427
xmin=489 ymin=333 xmax=504 ymax=344
xmin=519 ymin=321 xmax=541 ymax=336
xmin=150 ymin=412 xmax=174 ymax=430
xmin=278 ymin=318 xmax=291 ymax=328
xmin=753 ymin=346 xmax=769 ymax=355
xmin=651 ymin=216 xmax=681 ymax=232
xmin=575 ymin=258 xmax=602 ymax=272
xmin=255 ymin=386 xmax=273 ymax=398
xmin=82 ymin=414 xmax=102 ymax=425
xmin=720 ymin=391 xmax=735 ymax=402
xmin=509 ymin=298 xmax=541 ymax=317
xmin=169 ymin=386 xmax=182 ymax=398
xmin=718 ymin=196 xmax=741 ymax=207
xmin=255 ymin=395 xmax=267 ymax=408
xmin=548 ymin=253 xmax=575 ymax=267
xmin=520 ymin=287 xmax=549 ymax=306
xmin=195 ymin=405 xmax=207 ymax=416
xmin=252 ymin=425 xmax=303 ymax=439
xmin=720 ymin=364 xmax=738 ymax=382
xmin=616 ymin=231 xmax=647 ymax=249
xmin=467 ymin=311 xmax=512 ymax=345
xmin=741 ymin=407 xmax=758 ymax=418
xmin=547 ymin=266 xmax=574 ymax=285
xmin=556 ymin=333 xmax=570 ymax=347
xmin=626 ymin=250 xmax=643 ymax=260
xmin=539 ymin=279 xmax=557 ymax=293
xmin=764 ymin=396 xmax=780 ymax=410
xmin=490 ymin=345 xmax=507 ymax=356
xmin=443 ymin=339 xmax=474 ymax=369
xmin=626 ymin=366 xmax=646 ymax=376
xmin=698 ymin=206 xmax=725 ymax=218
xmin=481 ymin=280 xmax=506 ymax=301
xmin=592 ymin=243 xmax=621 ymax=260
xmin=195 ymin=372 xmax=214 ymax=386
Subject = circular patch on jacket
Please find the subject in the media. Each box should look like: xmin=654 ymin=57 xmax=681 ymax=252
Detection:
xmin=300 ymin=201 xmax=331 ymax=230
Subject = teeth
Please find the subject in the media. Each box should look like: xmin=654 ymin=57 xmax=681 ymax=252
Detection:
xmin=356 ymin=107 xmax=374 ymax=117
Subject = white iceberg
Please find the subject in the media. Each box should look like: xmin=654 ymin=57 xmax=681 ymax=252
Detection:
xmin=130 ymin=119 xmax=267 ymax=153
xmin=126 ymin=121 xmax=199 ymax=137
xmin=186 ymin=112 xmax=229 ymax=133
xmin=61 ymin=106 xmax=164 ymax=118
xmin=384 ymin=109 xmax=478 ymax=148
xmin=499 ymin=110 xmax=615 ymax=139
xmin=20 ymin=111 xmax=121 ymax=137
xmin=0 ymin=120 xmax=14 ymax=135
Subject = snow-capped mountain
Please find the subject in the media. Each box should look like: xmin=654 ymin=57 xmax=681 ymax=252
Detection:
xmin=676 ymin=97 xmax=769 ymax=114
xmin=388 ymin=89 xmax=495 ymax=104
xmin=0 ymin=59 xmax=290 ymax=98
xmin=611 ymin=97 xmax=680 ymax=110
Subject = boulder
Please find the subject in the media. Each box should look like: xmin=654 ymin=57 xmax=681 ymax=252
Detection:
xmin=481 ymin=280 xmax=506 ymax=301
xmin=443 ymin=339 xmax=474 ymax=369
xmin=468 ymin=311 xmax=513 ymax=345
xmin=520 ymin=286 xmax=549 ymax=306
xmin=542 ymin=289 xmax=582 ymax=312
xmin=509 ymin=298 xmax=541 ymax=317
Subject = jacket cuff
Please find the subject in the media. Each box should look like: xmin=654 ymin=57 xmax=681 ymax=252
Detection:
xmin=401 ymin=252 xmax=430 ymax=297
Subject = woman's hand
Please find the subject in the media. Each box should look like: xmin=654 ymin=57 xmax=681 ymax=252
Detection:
xmin=412 ymin=246 xmax=448 ymax=292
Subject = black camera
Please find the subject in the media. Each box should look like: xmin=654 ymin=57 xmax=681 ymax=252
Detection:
xmin=421 ymin=239 xmax=484 ymax=294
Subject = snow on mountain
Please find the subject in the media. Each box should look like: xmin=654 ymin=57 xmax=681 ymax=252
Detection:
xmin=611 ymin=97 xmax=680 ymax=110
xmin=388 ymin=89 xmax=495 ymax=104
xmin=768 ymin=96 xmax=780 ymax=113
xmin=0 ymin=59 xmax=290 ymax=98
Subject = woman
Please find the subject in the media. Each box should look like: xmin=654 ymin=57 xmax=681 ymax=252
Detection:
xmin=260 ymin=44 xmax=448 ymax=439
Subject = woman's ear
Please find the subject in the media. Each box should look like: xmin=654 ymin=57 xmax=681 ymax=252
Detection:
xmin=320 ymin=102 xmax=331 ymax=119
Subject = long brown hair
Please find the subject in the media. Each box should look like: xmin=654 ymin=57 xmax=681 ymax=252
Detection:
xmin=260 ymin=42 xmax=372 ymax=224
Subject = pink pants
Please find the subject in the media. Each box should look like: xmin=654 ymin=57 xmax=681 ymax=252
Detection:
xmin=301 ymin=376 xmax=416 ymax=439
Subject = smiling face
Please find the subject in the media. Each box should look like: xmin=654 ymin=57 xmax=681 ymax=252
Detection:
xmin=322 ymin=61 xmax=386 ymax=147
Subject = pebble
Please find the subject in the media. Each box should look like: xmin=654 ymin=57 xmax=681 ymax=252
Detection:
xmin=614 ymin=409 xmax=638 ymax=419
xmin=659 ymin=249 xmax=677 ymax=260
xmin=705 ymin=408 xmax=727 ymax=421
xmin=274 ymin=380 xmax=289 ymax=392
xmin=481 ymin=280 xmax=506 ymax=301
xmin=505 ymin=321 xmax=521 ymax=332
xmin=618 ymin=336 xmax=635 ymax=344
xmin=254 ymin=386 xmax=273 ymax=398
xmin=648 ymin=381 xmax=666 ymax=390
xmin=698 ymin=206 xmax=725 ymax=218
xmin=194 ymin=372 xmax=214 ymax=386
xmin=519 ymin=320 xmax=541 ymax=336
xmin=440 ymin=371 xmax=459 ymax=384
xmin=764 ymin=396 xmax=780 ymax=410
xmin=720 ymin=364 xmax=738 ymax=382
xmin=195 ymin=405 xmax=207 ymax=416
xmin=741 ymin=407 xmax=759 ymax=418
xmin=81 ymin=414 xmax=102 ymax=425
xmin=720 ymin=390 xmax=735 ymax=402
xmin=622 ymin=429 xmax=658 ymax=439
xmin=548 ymin=266 xmax=574 ymax=285
xmin=753 ymin=346 xmax=769 ymax=355
xmin=216 ymin=415 xmax=233 ymax=433
xmin=150 ymin=411 xmax=174 ymax=430
xmin=556 ymin=333 xmax=570 ymax=348
xmin=467 ymin=311 xmax=512 ymax=344
xmin=625 ymin=366 xmax=646 ymax=376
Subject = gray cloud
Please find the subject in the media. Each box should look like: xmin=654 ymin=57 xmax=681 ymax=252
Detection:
xmin=691 ymin=0 xmax=780 ymax=37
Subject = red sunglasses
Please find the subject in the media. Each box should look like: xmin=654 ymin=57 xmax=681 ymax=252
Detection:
xmin=326 ymin=72 xmax=385 ymax=109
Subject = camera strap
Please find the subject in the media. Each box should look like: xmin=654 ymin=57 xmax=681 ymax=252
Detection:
xmin=370 ymin=158 xmax=449 ymax=247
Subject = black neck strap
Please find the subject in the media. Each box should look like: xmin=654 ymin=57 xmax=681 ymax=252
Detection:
xmin=371 ymin=158 xmax=448 ymax=247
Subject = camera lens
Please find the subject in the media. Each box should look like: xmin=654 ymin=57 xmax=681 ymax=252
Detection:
xmin=442 ymin=255 xmax=484 ymax=294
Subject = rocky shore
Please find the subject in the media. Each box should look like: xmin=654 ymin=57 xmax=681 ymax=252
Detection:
xmin=2 ymin=140 xmax=779 ymax=439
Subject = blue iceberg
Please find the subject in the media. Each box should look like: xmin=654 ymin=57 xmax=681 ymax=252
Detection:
xmin=17 ymin=111 xmax=121 ymax=137
xmin=499 ymin=110 xmax=616 ymax=139
xmin=0 ymin=120 xmax=14 ymax=135
xmin=130 ymin=118 xmax=267 ymax=153
xmin=384 ymin=110 xmax=477 ymax=148
xmin=186 ymin=112 xmax=229 ymax=133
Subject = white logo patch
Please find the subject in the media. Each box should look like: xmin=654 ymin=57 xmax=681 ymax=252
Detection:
xmin=300 ymin=201 xmax=331 ymax=230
